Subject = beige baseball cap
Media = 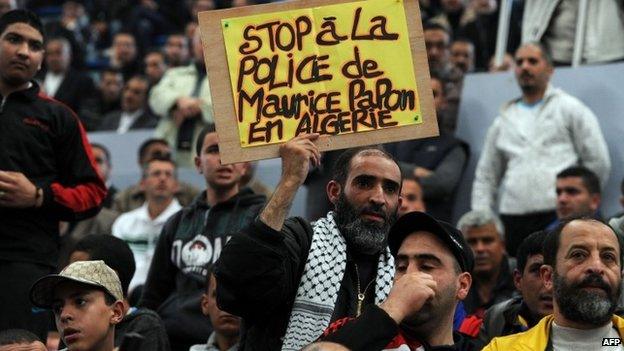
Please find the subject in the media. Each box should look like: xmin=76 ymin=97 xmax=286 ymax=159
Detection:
xmin=30 ymin=260 xmax=124 ymax=308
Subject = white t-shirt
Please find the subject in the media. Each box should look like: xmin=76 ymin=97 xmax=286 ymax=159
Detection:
xmin=112 ymin=199 xmax=182 ymax=290
xmin=43 ymin=72 xmax=64 ymax=97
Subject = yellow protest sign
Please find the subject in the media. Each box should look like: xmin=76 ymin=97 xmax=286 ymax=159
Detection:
xmin=199 ymin=0 xmax=437 ymax=164
xmin=222 ymin=0 xmax=421 ymax=147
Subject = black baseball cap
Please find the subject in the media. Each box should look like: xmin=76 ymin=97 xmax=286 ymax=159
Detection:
xmin=388 ymin=212 xmax=474 ymax=273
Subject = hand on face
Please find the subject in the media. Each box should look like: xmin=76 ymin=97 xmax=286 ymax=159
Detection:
xmin=380 ymin=271 xmax=437 ymax=324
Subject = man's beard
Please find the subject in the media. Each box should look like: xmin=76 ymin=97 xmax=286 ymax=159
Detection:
xmin=334 ymin=193 xmax=397 ymax=255
xmin=554 ymin=271 xmax=621 ymax=327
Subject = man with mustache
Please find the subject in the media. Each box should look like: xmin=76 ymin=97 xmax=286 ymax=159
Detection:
xmin=457 ymin=210 xmax=515 ymax=317
xmin=476 ymin=230 xmax=553 ymax=349
xmin=471 ymin=42 xmax=610 ymax=257
xmin=316 ymin=211 xmax=477 ymax=350
xmin=483 ymin=218 xmax=624 ymax=350
xmin=215 ymin=134 xmax=402 ymax=350
xmin=549 ymin=166 xmax=602 ymax=230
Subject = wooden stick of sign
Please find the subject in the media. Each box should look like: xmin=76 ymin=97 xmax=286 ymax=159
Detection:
xmin=198 ymin=0 xmax=437 ymax=164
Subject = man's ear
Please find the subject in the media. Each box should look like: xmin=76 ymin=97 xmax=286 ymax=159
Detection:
xmin=327 ymin=180 xmax=341 ymax=205
xmin=200 ymin=293 xmax=210 ymax=316
xmin=590 ymin=194 xmax=601 ymax=212
xmin=540 ymin=264 xmax=554 ymax=291
xmin=194 ymin=155 xmax=202 ymax=174
xmin=110 ymin=300 xmax=125 ymax=325
xmin=456 ymin=272 xmax=472 ymax=300
xmin=513 ymin=269 xmax=522 ymax=291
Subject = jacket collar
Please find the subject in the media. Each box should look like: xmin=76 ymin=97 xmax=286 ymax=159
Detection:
xmin=525 ymin=314 xmax=624 ymax=350
xmin=1 ymin=80 xmax=40 ymax=101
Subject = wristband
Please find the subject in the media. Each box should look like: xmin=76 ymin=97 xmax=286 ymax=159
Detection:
xmin=35 ymin=187 xmax=42 ymax=206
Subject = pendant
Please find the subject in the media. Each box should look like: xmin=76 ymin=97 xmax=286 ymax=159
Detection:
xmin=356 ymin=293 xmax=365 ymax=316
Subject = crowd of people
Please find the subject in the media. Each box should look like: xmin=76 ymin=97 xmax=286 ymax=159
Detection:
xmin=1 ymin=0 xmax=624 ymax=351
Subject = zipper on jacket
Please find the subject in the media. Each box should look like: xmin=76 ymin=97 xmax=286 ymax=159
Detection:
xmin=0 ymin=95 xmax=6 ymax=113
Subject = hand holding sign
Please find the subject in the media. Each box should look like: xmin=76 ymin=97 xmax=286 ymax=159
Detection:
xmin=199 ymin=0 xmax=437 ymax=164
xmin=279 ymin=133 xmax=321 ymax=186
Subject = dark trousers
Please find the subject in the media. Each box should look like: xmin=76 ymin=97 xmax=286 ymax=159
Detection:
xmin=501 ymin=211 xmax=557 ymax=257
xmin=0 ymin=260 xmax=53 ymax=341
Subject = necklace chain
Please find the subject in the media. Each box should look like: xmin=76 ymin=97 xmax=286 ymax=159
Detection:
xmin=354 ymin=262 xmax=374 ymax=316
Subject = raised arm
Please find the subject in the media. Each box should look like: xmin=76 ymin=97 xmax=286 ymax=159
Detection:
xmin=260 ymin=133 xmax=320 ymax=231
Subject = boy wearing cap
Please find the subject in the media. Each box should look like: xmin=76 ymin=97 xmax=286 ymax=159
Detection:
xmin=318 ymin=212 xmax=478 ymax=350
xmin=30 ymin=260 xmax=125 ymax=351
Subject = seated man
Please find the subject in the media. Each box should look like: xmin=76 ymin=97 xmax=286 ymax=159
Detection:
xmin=476 ymin=230 xmax=553 ymax=349
xmin=609 ymin=177 xmax=624 ymax=237
xmin=29 ymin=260 xmax=125 ymax=351
xmin=484 ymin=218 xmax=624 ymax=350
xmin=0 ymin=329 xmax=46 ymax=351
xmin=112 ymin=156 xmax=182 ymax=290
xmin=98 ymin=75 xmax=158 ymax=132
xmin=398 ymin=176 xmax=426 ymax=217
xmin=548 ymin=166 xmax=602 ymax=230
xmin=318 ymin=211 xmax=476 ymax=350
xmin=191 ymin=271 xmax=241 ymax=351
xmin=457 ymin=210 xmax=516 ymax=317
xmin=112 ymin=138 xmax=199 ymax=213
xmin=69 ymin=235 xmax=170 ymax=351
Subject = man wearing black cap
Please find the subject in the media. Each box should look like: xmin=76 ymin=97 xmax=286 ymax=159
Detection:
xmin=317 ymin=211 xmax=477 ymax=350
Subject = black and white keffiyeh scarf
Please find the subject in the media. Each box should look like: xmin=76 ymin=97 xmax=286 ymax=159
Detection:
xmin=281 ymin=211 xmax=395 ymax=350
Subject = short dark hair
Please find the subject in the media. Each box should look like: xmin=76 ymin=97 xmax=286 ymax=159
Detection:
xmin=114 ymin=30 xmax=136 ymax=42
xmin=543 ymin=217 xmax=624 ymax=268
xmin=452 ymin=37 xmax=475 ymax=47
xmin=196 ymin=123 xmax=217 ymax=156
xmin=516 ymin=230 xmax=546 ymax=274
xmin=90 ymin=143 xmax=111 ymax=164
xmin=331 ymin=146 xmax=397 ymax=187
xmin=517 ymin=41 xmax=553 ymax=67
xmin=0 ymin=329 xmax=40 ymax=346
xmin=0 ymin=9 xmax=44 ymax=39
xmin=556 ymin=165 xmax=601 ymax=195
xmin=423 ymin=21 xmax=450 ymax=36
xmin=141 ymin=154 xmax=177 ymax=179
xmin=127 ymin=74 xmax=149 ymax=86
xmin=72 ymin=235 xmax=136 ymax=297
xmin=100 ymin=67 xmax=122 ymax=79
xmin=138 ymin=138 xmax=169 ymax=164
xmin=166 ymin=32 xmax=189 ymax=43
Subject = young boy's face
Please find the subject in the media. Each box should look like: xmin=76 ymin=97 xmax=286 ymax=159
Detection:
xmin=51 ymin=281 xmax=123 ymax=351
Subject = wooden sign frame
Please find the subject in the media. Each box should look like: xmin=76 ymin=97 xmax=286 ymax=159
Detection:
xmin=198 ymin=0 xmax=437 ymax=164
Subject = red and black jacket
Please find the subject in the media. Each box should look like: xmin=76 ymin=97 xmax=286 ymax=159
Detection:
xmin=0 ymin=82 xmax=107 ymax=268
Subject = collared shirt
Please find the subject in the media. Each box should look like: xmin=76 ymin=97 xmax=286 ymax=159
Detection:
xmin=189 ymin=332 xmax=239 ymax=351
xmin=43 ymin=72 xmax=64 ymax=97
xmin=117 ymin=109 xmax=144 ymax=134
xmin=112 ymin=199 xmax=182 ymax=289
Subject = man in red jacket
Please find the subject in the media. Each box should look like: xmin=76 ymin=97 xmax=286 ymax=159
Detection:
xmin=0 ymin=9 xmax=106 ymax=340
